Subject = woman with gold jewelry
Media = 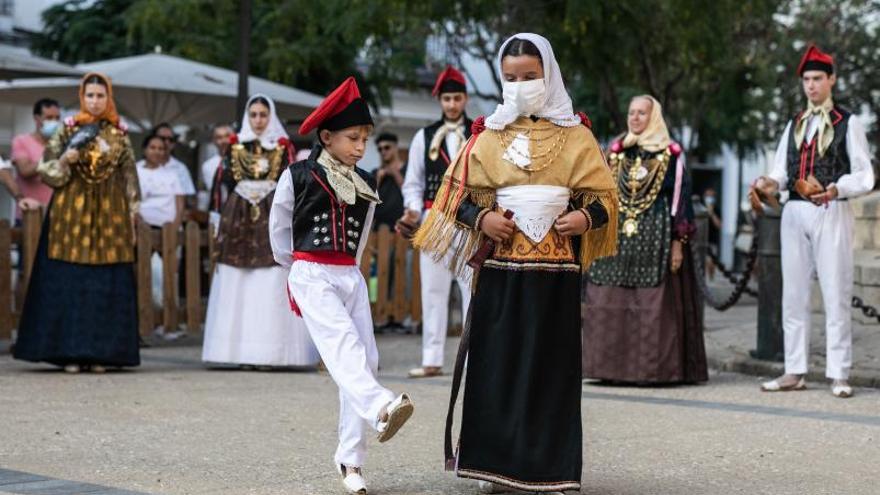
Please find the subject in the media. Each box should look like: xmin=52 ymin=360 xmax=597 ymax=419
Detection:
xmin=582 ymin=95 xmax=707 ymax=385
xmin=415 ymin=33 xmax=617 ymax=494
xmin=14 ymin=72 xmax=141 ymax=373
xmin=201 ymin=94 xmax=318 ymax=369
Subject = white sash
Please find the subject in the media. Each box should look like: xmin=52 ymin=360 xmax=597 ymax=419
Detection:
xmin=495 ymin=185 xmax=570 ymax=243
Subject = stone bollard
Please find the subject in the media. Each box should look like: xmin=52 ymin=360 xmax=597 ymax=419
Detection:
xmin=750 ymin=208 xmax=784 ymax=361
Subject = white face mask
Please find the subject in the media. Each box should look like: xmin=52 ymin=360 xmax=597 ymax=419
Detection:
xmin=502 ymin=79 xmax=546 ymax=116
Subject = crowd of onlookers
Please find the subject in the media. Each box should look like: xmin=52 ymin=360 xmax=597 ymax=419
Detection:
xmin=0 ymin=96 xmax=412 ymax=336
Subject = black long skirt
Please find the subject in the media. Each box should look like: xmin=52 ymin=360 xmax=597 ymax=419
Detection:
xmin=13 ymin=213 xmax=140 ymax=368
xmin=453 ymin=266 xmax=583 ymax=492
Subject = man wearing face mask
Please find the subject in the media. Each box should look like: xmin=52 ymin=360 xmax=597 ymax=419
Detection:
xmin=400 ymin=66 xmax=473 ymax=379
xmin=1 ymin=98 xmax=61 ymax=218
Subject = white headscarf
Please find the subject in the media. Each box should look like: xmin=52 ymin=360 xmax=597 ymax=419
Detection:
xmin=237 ymin=93 xmax=288 ymax=149
xmin=485 ymin=33 xmax=581 ymax=130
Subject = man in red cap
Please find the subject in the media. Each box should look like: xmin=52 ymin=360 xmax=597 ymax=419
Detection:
xmin=399 ymin=65 xmax=473 ymax=379
xmin=752 ymin=44 xmax=874 ymax=398
xmin=269 ymin=77 xmax=414 ymax=494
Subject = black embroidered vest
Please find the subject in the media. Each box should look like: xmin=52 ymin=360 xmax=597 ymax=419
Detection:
xmin=422 ymin=117 xmax=472 ymax=203
xmin=786 ymin=106 xmax=851 ymax=201
xmin=288 ymin=147 xmax=374 ymax=257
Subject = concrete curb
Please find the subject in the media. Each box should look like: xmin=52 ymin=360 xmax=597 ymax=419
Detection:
xmin=708 ymin=354 xmax=880 ymax=389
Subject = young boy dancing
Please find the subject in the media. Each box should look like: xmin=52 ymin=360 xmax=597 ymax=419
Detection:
xmin=269 ymin=77 xmax=414 ymax=494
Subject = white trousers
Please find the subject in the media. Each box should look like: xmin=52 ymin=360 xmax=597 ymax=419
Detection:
xmin=288 ymin=260 xmax=395 ymax=468
xmin=780 ymin=200 xmax=854 ymax=379
xmin=419 ymin=251 xmax=472 ymax=367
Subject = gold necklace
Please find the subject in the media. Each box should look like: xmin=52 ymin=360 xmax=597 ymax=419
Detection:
xmin=496 ymin=126 xmax=567 ymax=173
xmin=609 ymin=149 xmax=670 ymax=237
xmin=230 ymin=142 xmax=284 ymax=182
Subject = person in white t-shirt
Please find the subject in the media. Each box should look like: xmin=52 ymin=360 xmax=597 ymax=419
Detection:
xmin=137 ymin=134 xmax=195 ymax=228
xmin=136 ymin=133 xmax=196 ymax=323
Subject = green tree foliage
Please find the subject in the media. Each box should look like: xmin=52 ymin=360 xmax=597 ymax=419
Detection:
xmin=31 ymin=0 xmax=143 ymax=63
xmin=427 ymin=0 xmax=783 ymax=159
xmin=761 ymin=0 xmax=880 ymax=160
xmin=30 ymin=0 xmax=878 ymax=159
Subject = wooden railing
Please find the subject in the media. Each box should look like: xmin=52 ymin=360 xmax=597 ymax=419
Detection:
xmin=0 ymin=212 xmax=424 ymax=340
xmin=361 ymin=225 xmax=422 ymax=326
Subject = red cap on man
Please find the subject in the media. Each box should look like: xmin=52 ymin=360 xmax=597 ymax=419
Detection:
xmin=797 ymin=44 xmax=834 ymax=76
xmin=431 ymin=65 xmax=467 ymax=97
xmin=299 ymin=76 xmax=374 ymax=136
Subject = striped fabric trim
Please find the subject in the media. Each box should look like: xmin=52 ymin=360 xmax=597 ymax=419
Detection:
xmin=457 ymin=468 xmax=581 ymax=492
xmin=484 ymin=259 xmax=580 ymax=272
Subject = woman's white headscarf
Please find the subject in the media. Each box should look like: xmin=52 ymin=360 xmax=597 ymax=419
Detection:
xmin=622 ymin=95 xmax=671 ymax=153
xmin=485 ymin=33 xmax=581 ymax=130
xmin=237 ymin=93 xmax=288 ymax=149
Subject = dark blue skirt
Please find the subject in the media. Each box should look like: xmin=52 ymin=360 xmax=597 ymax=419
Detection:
xmin=13 ymin=212 xmax=140 ymax=367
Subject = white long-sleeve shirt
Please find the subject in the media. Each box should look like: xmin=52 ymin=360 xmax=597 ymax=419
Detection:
xmin=768 ymin=113 xmax=874 ymax=199
xmin=201 ymin=155 xmax=222 ymax=191
xmin=401 ymin=126 xmax=464 ymax=215
xmin=268 ymin=167 xmax=375 ymax=269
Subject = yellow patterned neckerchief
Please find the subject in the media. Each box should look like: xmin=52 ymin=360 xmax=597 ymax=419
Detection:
xmin=428 ymin=117 xmax=466 ymax=162
xmin=317 ymin=150 xmax=380 ymax=205
xmin=794 ymin=97 xmax=834 ymax=157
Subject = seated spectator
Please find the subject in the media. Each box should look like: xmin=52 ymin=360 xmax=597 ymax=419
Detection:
xmin=136 ymin=133 xmax=195 ymax=326
xmin=137 ymin=133 xmax=195 ymax=229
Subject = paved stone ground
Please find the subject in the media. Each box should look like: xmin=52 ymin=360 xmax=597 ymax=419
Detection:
xmin=704 ymin=298 xmax=880 ymax=387
xmin=1 ymin=332 xmax=878 ymax=495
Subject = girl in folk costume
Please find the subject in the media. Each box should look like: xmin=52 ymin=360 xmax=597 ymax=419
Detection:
xmin=202 ymin=94 xmax=318 ymax=369
xmin=14 ymin=72 xmax=141 ymax=373
xmin=582 ymin=95 xmax=708 ymax=385
xmin=269 ymin=77 xmax=414 ymax=495
xmin=414 ymin=34 xmax=618 ymax=493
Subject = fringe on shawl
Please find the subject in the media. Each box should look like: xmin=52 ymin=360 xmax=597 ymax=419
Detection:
xmin=573 ymin=188 xmax=619 ymax=271
xmin=412 ymin=176 xmax=496 ymax=278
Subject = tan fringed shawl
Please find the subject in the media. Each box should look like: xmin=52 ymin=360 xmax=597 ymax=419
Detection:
xmin=413 ymin=116 xmax=618 ymax=276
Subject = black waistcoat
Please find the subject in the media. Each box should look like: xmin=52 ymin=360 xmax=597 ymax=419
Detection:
xmin=422 ymin=117 xmax=472 ymax=202
xmin=786 ymin=106 xmax=851 ymax=201
xmin=289 ymin=147 xmax=375 ymax=257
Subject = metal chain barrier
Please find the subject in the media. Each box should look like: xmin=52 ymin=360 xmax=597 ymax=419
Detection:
xmin=695 ymin=234 xmax=880 ymax=319
xmin=691 ymin=231 xmax=759 ymax=311
xmin=851 ymin=296 xmax=880 ymax=325
xmin=706 ymin=246 xmax=759 ymax=298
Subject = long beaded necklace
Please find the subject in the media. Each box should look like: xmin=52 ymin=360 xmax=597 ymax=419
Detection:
xmin=230 ymin=142 xmax=285 ymax=221
xmin=230 ymin=142 xmax=284 ymax=182
xmin=609 ymin=148 xmax=671 ymax=237
xmin=497 ymin=124 xmax=567 ymax=173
